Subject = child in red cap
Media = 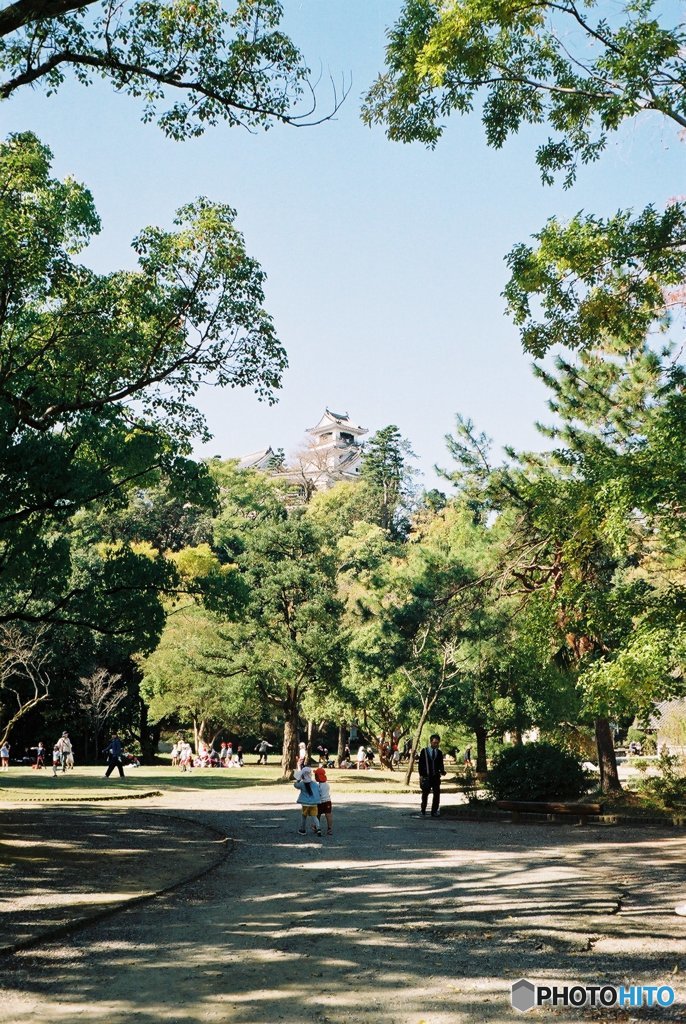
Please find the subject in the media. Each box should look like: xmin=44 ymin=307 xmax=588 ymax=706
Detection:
xmin=314 ymin=766 xmax=333 ymax=835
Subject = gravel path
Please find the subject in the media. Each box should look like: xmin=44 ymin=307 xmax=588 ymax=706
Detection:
xmin=0 ymin=805 xmax=227 ymax=953
xmin=1 ymin=784 xmax=686 ymax=1023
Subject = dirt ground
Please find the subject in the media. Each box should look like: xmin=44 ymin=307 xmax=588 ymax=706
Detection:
xmin=1 ymin=782 xmax=686 ymax=1024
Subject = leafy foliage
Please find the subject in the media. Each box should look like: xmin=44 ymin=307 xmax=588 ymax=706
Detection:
xmin=486 ymin=741 xmax=591 ymax=801
xmin=0 ymin=132 xmax=284 ymax=636
xmin=364 ymin=0 xmax=686 ymax=185
xmin=360 ymin=424 xmax=418 ymax=537
xmin=0 ymin=0 xmax=337 ymax=137
xmin=636 ymin=750 xmax=686 ymax=808
xmin=504 ymin=205 xmax=686 ymax=359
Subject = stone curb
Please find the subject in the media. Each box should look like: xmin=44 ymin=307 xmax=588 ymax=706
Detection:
xmin=440 ymin=806 xmax=686 ymax=828
xmin=0 ymin=790 xmax=163 ymax=804
xmin=0 ymin=809 xmax=233 ymax=958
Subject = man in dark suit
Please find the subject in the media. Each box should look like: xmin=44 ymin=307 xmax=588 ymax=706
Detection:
xmin=418 ymin=733 xmax=446 ymax=817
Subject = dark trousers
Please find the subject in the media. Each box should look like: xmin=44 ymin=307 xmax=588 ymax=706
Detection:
xmin=420 ymin=775 xmax=441 ymax=814
xmin=105 ymin=756 xmax=124 ymax=778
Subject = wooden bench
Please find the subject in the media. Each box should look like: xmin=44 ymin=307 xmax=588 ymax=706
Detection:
xmin=496 ymin=800 xmax=603 ymax=822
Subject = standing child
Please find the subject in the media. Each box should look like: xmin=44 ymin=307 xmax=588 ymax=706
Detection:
xmin=0 ymin=742 xmax=9 ymax=771
xmin=314 ymin=767 xmax=333 ymax=835
xmin=293 ymin=766 xmax=321 ymax=836
xmin=52 ymin=745 xmax=60 ymax=777
xmin=179 ymin=741 xmax=193 ymax=771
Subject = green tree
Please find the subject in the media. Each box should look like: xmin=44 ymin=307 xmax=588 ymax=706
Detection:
xmin=139 ymin=602 xmax=265 ymax=750
xmin=364 ymin=0 xmax=686 ymax=186
xmin=209 ymin=468 xmax=346 ymax=776
xmin=444 ymin=381 xmax=686 ymax=792
xmin=343 ymin=500 xmax=490 ymax=783
xmin=0 ymin=0 xmax=342 ymax=136
xmin=94 ymin=470 xmax=216 ymax=552
xmin=231 ymin=511 xmax=345 ymax=777
xmin=360 ymin=424 xmax=418 ymax=537
xmin=0 ymin=132 xmax=284 ymax=636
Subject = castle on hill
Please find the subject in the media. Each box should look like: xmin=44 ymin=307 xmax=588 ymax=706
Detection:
xmin=238 ymin=408 xmax=368 ymax=496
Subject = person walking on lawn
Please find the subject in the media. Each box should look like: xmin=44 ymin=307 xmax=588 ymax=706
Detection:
xmin=55 ymin=731 xmax=72 ymax=773
xmin=418 ymin=733 xmax=446 ymax=817
xmin=104 ymin=732 xmax=125 ymax=779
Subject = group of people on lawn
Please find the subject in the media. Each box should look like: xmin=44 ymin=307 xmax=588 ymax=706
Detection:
xmin=4 ymin=726 xmax=450 ymax=825
xmin=170 ymin=738 xmax=275 ymax=770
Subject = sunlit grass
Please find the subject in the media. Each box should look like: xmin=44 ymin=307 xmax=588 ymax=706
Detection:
xmin=0 ymin=761 xmax=417 ymax=801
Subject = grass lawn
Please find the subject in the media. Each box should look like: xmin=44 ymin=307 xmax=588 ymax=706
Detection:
xmin=0 ymin=761 xmax=416 ymax=802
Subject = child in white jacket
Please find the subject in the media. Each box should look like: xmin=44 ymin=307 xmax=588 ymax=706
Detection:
xmin=293 ymin=766 xmax=321 ymax=836
xmin=314 ymin=766 xmax=333 ymax=835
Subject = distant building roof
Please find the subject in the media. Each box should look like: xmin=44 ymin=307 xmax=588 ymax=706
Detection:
xmin=237 ymin=447 xmax=276 ymax=470
xmin=648 ymin=697 xmax=686 ymax=730
xmin=307 ymin=408 xmax=367 ymax=437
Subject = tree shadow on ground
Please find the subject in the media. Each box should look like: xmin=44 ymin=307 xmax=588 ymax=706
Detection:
xmin=1 ymin=797 xmax=685 ymax=1023
xmin=0 ymin=806 xmax=225 ymax=950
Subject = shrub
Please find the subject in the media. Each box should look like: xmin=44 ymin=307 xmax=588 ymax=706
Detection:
xmin=542 ymin=724 xmax=596 ymax=761
xmin=637 ymin=750 xmax=686 ymax=808
xmin=626 ymin=727 xmax=656 ymax=754
xmin=485 ymin=742 xmax=591 ymax=802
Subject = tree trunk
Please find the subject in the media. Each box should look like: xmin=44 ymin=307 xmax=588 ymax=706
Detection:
xmin=193 ymin=717 xmax=205 ymax=754
xmin=138 ymin=696 xmax=149 ymax=764
xmin=0 ymin=691 xmax=49 ymax=748
xmin=306 ymin=718 xmax=315 ymax=757
xmin=281 ymin=701 xmax=300 ymax=779
xmin=337 ymin=722 xmax=346 ymax=765
xmin=595 ymin=716 xmax=622 ymax=793
xmin=403 ymin=700 xmax=431 ymax=787
xmin=475 ymin=724 xmax=488 ymax=774
xmin=139 ymin=698 xmax=160 ymax=765
xmin=514 ymin=726 xmax=523 ymax=745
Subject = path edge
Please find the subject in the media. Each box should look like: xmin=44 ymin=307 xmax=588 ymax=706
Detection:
xmin=0 ymin=809 xmax=233 ymax=958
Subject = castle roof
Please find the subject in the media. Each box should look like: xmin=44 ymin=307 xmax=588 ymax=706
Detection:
xmin=237 ymin=447 xmax=276 ymax=470
xmin=307 ymin=408 xmax=367 ymax=437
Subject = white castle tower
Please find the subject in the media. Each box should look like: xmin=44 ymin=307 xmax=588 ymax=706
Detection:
xmin=237 ymin=408 xmax=368 ymax=498
xmin=300 ymin=408 xmax=368 ymax=488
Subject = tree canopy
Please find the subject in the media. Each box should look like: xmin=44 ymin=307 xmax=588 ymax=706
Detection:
xmin=0 ymin=0 xmax=342 ymax=136
xmin=364 ymin=0 xmax=686 ymax=185
xmin=0 ymin=130 xmax=283 ymax=636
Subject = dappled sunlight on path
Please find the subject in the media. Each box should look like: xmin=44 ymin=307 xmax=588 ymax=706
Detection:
xmin=2 ymin=787 xmax=686 ymax=1023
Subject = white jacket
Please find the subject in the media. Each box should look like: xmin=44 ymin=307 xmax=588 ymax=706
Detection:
xmin=317 ymin=780 xmax=331 ymax=801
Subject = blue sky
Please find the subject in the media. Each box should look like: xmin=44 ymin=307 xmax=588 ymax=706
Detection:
xmin=3 ymin=1 xmax=684 ymax=489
